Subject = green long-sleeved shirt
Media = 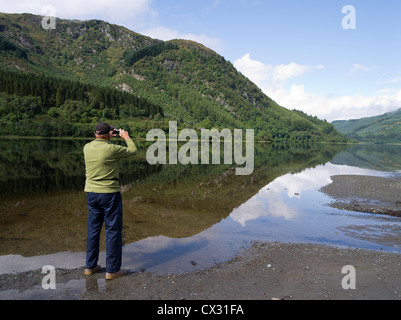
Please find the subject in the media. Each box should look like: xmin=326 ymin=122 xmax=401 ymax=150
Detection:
xmin=84 ymin=138 xmax=137 ymax=193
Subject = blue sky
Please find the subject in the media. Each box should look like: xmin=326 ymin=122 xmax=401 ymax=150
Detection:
xmin=1 ymin=0 xmax=400 ymax=121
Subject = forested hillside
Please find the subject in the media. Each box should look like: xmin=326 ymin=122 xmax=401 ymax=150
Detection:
xmin=0 ymin=12 xmax=346 ymax=142
xmin=332 ymin=108 xmax=401 ymax=143
xmin=0 ymin=67 xmax=162 ymax=136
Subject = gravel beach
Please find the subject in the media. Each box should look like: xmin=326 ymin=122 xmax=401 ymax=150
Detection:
xmin=320 ymin=174 xmax=401 ymax=218
xmin=1 ymin=241 xmax=400 ymax=300
xmin=1 ymin=174 xmax=401 ymax=300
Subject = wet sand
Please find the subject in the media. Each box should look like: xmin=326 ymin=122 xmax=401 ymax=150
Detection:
xmin=1 ymin=241 xmax=400 ymax=300
xmin=1 ymin=174 xmax=401 ymax=300
xmin=75 ymin=241 xmax=401 ymax=300
xmin=320 ymin=174 xmax=401 ymax=218
xmin=93 ymin=241 xmax=401 ymax=300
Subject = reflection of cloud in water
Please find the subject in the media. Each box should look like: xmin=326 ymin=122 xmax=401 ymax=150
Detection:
xmin=230 ymin=163 xmax=384 ymax=226
xmin=123 ymin=236 xmax=209 ymax=273
xmin=231 ymin=190 xmax=299 ymax=226
xmin=0 ymin=251 xmax=86 ymax=275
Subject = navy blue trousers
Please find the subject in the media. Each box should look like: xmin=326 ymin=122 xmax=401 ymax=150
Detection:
xmin=86 ymin=192 xmax=123 ymax=274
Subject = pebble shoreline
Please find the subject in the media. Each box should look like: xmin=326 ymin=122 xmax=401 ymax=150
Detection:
xmin=1 ymin=241 xmax=400 ymax=300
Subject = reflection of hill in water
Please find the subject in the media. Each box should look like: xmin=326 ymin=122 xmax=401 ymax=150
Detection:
xmin=0 ymin=140 xmax=346 ymax=257
xmin=0 ymin=139 xmax=160 ymax=197
xmin=331 ymin=144 xmax=401 ymax=172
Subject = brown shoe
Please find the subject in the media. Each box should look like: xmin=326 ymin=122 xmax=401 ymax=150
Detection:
xmin=105 ymin=269 xmax=127 ymax=280
xmin=85 ymin=265 xmax=101 ymax=276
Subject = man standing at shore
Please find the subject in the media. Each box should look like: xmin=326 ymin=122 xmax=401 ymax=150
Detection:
xmin=83 ymin=122 xmax=137 ymax=280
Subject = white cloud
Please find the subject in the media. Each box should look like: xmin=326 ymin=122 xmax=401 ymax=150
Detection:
xmin=379 ymin=77 xmax=401 ymax=84
xmin=350 ymin=64 xmax=370 ymax=74
xmin=234 ymin=53 xmax=322 ymax=84
xmin=375 ymin=88 xmax=400 ymax=94
xmin=234 ymin=53 xmax=401 ymax=121
xmin=271 ymin=84 xmax=401 ymax=121
xmin=233 ymin=53 xmax=273 ymax=83
xmin=273 ymin=62 xmax=324 ymax=82
xmin=141 ymin=26 xmax=224 ymax=54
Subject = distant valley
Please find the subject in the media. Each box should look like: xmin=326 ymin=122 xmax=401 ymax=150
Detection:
xmin=333 ymin=108 xmax=401 ymax=143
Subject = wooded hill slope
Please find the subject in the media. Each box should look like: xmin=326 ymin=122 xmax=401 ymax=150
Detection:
xmin=0 ymin=13 xmax=346 ymax=141
xmin=333 ymin=108 xmax=401 ymax=143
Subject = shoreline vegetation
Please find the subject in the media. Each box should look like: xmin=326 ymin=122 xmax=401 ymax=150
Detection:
xmin=0 ymin=134 xmax=356 ymax=144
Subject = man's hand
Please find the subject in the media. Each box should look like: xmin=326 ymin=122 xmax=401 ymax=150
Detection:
xmin=119 ymin=129 xmax=130 ymax=140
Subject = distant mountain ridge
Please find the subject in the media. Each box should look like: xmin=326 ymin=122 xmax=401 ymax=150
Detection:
xmin=0 ymin=12 xmax=346 ymax=141
xmin=332 ymin=108 xmax=401 ymax=143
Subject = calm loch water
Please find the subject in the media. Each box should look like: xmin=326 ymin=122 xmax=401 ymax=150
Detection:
xmin=1 ymin=139 xmax=401 ymax=277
